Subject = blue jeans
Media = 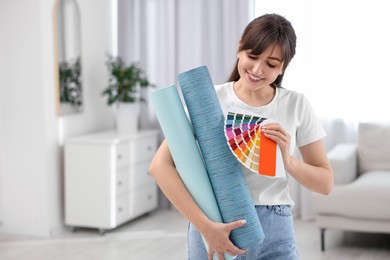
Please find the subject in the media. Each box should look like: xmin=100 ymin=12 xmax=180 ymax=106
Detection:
xmin=187 ymin=205 xmax=299 ymax=260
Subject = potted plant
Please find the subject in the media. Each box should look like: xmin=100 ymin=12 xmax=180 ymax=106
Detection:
xmin=59 ymin=57 xmax=82 ymax=114
xmin=102 ymin=54 xmax=153 ymax=133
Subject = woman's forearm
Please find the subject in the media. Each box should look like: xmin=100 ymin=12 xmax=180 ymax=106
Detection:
xmin=286 ymin=140 xmax=333 ymax=195
xmin=286 ymin=156 xmax=333 ymax=195
xmin=149 ymin=140 xmax=249 ymax=257
xmin=149 ymin=141 xmax=212 ymax=233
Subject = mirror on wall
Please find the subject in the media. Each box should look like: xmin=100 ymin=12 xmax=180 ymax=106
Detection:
xmin=55 ymin=0 xmax=83 ymax=115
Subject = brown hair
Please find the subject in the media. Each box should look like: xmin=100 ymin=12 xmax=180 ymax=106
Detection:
xmin=228 ymin=13 xmax=297 ymax=88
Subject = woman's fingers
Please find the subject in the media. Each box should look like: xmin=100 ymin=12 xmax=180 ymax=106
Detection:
xmin=224 ymin=220 xmax=248 ymax=255
xmin=208 ymin=249 xmax=242 ymax=260
xmin=261 ymin=122 xmax=292 ymax=167
xmin=262 ymin=123 xmax=290 ymax=144
xmin=204 ymin=220 xmax=248 ymax=259
xmin=216 ymin=252 xmax=225 ymax=260
xmin=208 ymin=250 xmax=214 ymax=260
xmin=226 ymin=219 xmax=246 ymax=231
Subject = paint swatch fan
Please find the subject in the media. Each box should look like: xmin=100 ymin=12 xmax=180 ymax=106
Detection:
xmin=225 ymin=112 xmax=286 ymax=178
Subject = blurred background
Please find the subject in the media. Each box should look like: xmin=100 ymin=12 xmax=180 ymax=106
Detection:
xmin=1 ymin=0 xmax=389 ymax=259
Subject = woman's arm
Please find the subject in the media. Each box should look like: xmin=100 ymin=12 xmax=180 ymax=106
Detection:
xmin=149 ymin=140 xmax=247 ymax=259
xmin=261 ymin=123 xmax=333 ymax=195
xmin=288 ymin=140 xmax=333 ymax=195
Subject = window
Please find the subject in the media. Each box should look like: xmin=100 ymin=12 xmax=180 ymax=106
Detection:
xmin=254 ymin=0 xmax=390 ymax=121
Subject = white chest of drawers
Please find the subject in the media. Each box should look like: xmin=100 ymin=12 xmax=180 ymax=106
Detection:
xmin=64 ymin=129 xmax=159 ymax=233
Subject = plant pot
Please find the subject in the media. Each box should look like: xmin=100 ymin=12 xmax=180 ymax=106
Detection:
xmin=115 ymin=102 xmax=140 ymax=134
xmin=60 ymin=103 xmax=82 ymax=115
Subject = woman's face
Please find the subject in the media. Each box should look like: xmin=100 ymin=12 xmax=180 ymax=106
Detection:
xmin=237 ymin=44 xmax=284 ymax=90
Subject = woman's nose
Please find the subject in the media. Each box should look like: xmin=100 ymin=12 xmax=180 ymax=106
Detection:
xmin=251 ymin=61 xmax=263 ymax=75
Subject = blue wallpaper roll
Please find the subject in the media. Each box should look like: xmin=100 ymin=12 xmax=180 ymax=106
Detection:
xmin=149 ymin=85 xmax=234 ymax=260
xmin=177 ymin=66 xmax=265 ymax=249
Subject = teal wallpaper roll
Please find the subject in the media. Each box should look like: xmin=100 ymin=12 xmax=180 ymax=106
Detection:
xmin=177 ymin=66 xmax=265 ymax=250
xmin=149 ymin=85 xmax=234 ymax=260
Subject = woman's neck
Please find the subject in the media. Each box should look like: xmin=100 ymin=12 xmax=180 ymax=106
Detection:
xmin=233 ymin=81 xmax=276 ymax=107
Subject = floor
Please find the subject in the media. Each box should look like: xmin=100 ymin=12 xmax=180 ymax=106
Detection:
xmin=0 ymin=208 xmax=389 ymax=260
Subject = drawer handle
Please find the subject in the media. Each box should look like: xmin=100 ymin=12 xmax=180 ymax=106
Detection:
xmin=118 ymin=207 xmax=123 ymax=212
xmin=117 ymin=154 xmax=122 ymax=159
xmin=118 ymin=181 xmax=123 ymax=186
xmin=147 ymin=146 xmax=152 ymax=151
xmin=147 ymin=194 xmax=152 ymax=200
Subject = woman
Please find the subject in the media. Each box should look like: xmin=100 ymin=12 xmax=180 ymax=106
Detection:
xmin=149 ymin=13 xmax=333 ymax=260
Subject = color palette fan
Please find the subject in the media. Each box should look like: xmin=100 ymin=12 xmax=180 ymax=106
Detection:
xmin=225 ymin=112 xmax=286 ymax=178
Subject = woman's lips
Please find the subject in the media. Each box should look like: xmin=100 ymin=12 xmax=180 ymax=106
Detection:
xmin=247 ymin=71 xmax=263 ymax=82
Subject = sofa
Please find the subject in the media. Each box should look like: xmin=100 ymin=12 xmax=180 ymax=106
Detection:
xmin=311 ymin=122 xmax=390 ymax=251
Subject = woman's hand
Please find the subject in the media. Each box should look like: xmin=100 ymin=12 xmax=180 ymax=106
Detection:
xmin=261 ymin=122 xmax=292 ymax=169
xmin=201 ymin=220 xmax=247 ymax=260
xmin=261 ymin=122 xmax=333 ymax=195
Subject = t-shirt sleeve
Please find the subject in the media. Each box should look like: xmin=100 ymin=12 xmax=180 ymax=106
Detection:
xmin=296 ymin=95 xmax=327 ymax=147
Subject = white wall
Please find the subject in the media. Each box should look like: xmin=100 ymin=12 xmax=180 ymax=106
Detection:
xmin=0 ymin=73 xmax=3 ymax=225
xmin=0 ymin=0 xmax=116 ymax=236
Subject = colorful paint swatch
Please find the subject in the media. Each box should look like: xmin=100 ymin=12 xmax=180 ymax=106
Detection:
xmin=224 ymin=112 xmax=286 ymax=178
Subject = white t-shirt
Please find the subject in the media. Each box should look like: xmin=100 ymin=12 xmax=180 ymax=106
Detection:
xmin=215 ymin=81 xmax=326 ymax=206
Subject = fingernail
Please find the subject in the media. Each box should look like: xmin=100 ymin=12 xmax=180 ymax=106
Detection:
xmin=241 ymin=220 xmax=246 ymax=224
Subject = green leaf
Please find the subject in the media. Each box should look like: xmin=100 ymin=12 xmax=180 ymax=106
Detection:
xmin=102 ymin=54 xmax=154 ymax=106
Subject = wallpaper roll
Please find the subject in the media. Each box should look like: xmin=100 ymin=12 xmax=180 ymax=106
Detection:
xmin=177 ymin=66 xmax=265 ymax=249
xmin=149 ymin=85 xmax=234 ymax=260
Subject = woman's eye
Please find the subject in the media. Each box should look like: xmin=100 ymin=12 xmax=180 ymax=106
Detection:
xmin=247 ymin=54 xmax=258 ymax=60
xmin=267 ymin=62 xmax=276 ymax=68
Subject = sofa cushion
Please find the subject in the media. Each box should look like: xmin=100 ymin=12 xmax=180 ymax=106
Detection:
xmin=312 ymin=171 xmax=390 ymax=220
xmin=358 ymin=122 xmax=390 ymax=173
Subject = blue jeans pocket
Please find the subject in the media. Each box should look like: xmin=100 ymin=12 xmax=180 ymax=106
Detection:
xmin=267 ymin=205 xmax=292 ymax=216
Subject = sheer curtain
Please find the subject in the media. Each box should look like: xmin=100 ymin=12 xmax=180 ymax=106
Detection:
xmin=118 ymin=0 xmax=251 ymax=207
xmin=118 ymin=0 xmax=251 ymax=129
